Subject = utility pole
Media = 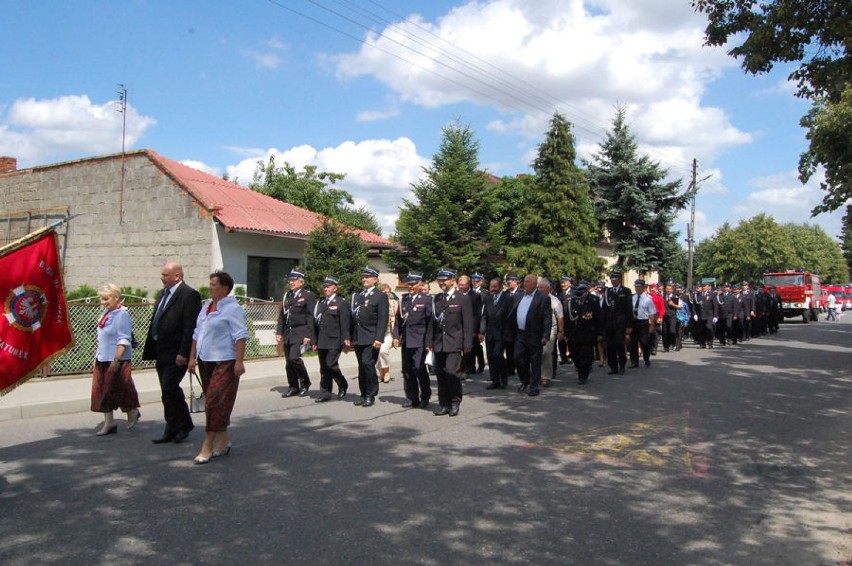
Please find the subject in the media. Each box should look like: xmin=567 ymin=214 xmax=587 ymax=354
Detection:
xmin=117 ymin=85 xmax=127 ymax=225
xmin=686 ymin=158 xmax=712 ymax=290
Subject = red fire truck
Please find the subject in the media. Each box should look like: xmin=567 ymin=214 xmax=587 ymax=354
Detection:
xmin=763 ymin=270 xmax=822 ymax=323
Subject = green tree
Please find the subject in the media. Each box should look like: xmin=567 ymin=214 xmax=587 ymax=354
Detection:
xmin=800 ymin=86 xmax=852 ymax=213
xmin=492 ymin=174 xmax=534 ymax=246
xmin=304 ymin=218 xmax=369 ymax=298
xmin=841 ymin=204 xmax=852 ymax=279
xmin=692 ymin=0 xmax=851 ymax=214
xmin=695 ymin=214 xmax=795 ymax=282
xmin=505 ymin=112 xmax=603 ymax=280
xmin=782 ymin=222 xmax=848 ymax=282
xmin=585 ymin=106 xmax=687 ymax=273
xmin=250 ymin=156 xmax=381 ymax=234
xmin=387 ymin=121 xmax=505 ymax=277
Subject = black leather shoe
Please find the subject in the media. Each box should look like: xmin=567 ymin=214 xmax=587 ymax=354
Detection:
xmin=315 ymin=394 xmax=332 ymax=403
xmin=152 ymin=433 xmax=176 ymax=444
xmin=337 ymin=388 xmax=347 ymax=400
xmin=644 ymin=360 xmax=651 ymax=367
xmin=527 ymin=389 xmax=540 ymax=397
xmin=629 ymin=362 xmax=639 ymax=369
xmin=485 ymin=383 xmax=501 ymax=390
xmin=578 ymin=377 xmax=588 ymax=385
xmin=362 ymin=397 xmax=375 ymax=407
xmin=618 ymin=365 xmax=626 ymax=374
xmin=449 ymin=404 xmax=460 ymax=417
xmin=282 ymin=389 xmax=299 ymax=398
xmin=433 ymin=406 xmax=450 ymax=416
xmin=172 ymin=429 xmax=191 ymax=443
xmin=299 ymin=386 xmax=310 ymax=397
xmin=517 ymin=383 xmax=529 ymax=393
xmin=419 ymin=400 xmax=429 ymax=411
xmin=353 ymin=397 xmax=366 ymax=406
xmin=607 ymin=369 xmax=619 ymax=375
xmin=402 ymin=399 xmax=414 ymax=408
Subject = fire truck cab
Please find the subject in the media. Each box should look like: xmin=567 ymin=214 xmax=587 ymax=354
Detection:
xmin=763 ymin=270 xmax=821 ymax=323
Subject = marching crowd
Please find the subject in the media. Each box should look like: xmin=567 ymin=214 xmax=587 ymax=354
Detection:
xmin=89 ymin=261 xmax=789 ymax=464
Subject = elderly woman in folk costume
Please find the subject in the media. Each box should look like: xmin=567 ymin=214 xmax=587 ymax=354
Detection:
xmin=91 ymin=283 xmax=141 ymax=435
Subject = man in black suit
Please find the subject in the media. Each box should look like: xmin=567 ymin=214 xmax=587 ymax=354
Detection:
xmin=277 ymin=270 xmax=316 ymax=397
xmin=470 ymin=273 xmax=488 ymax=373
xmin=394 ymin=272 xmax=433 ymax=409
xmin=481 ymin=277 xmax=512 ymax=389
xmin=695 ymin=282 xmax=719 ymax=348
xmin=431 ymin=268 xmax=474 ymax=416
xmin=717 ymin=283 xmax=736 ymax=346
xmin=313 ymin=276 xmax=350 ymax=402
xmin=143 ymin=262 xmax=202 ymax=444
xmin=351 ymin=266 xmax=389 ymax=407
xmin=508 ymin=274 xmax=552 ymax=397
xmin=458 ymin=274 xmax=482 ymax=380
xmin=602 ymin=271 xmax=633 ymax=375
xmin=504 ymin=274 xmax=521 ymax=376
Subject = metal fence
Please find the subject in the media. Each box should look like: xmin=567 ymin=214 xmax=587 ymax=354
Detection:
xmin=48 ymin=296 xmax=281 ymax=376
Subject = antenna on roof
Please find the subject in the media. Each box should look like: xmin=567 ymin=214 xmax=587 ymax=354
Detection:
xmin=117 ymin=84 xmax=128 ymax=225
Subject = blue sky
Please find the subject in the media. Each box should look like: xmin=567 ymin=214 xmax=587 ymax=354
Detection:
xmin=1 ymin=0 xmax=844 ymax=242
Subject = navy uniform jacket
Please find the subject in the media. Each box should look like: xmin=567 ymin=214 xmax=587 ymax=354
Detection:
xmin=462 ymin=290 xmax=483 ymax=334
xmin=351 ymin=286 xmax=389 ymax=346
xmin=566 ymin=294 xmax=603 ymax=340
xmin=314 ymin=294 xmax=351 ymax=350
xmin=602 ymin=285 xmax=633 ymax=329
xmin=508 ymin=290 xmax=552 ymax=345
xmin=277 ymin=289 xmax=317 ymax=345
xmin=432 ymin=290 xmax=474 ymax=353
xmin=480 ymin=291 xmax=512 ymax=343
xmin=142 ymin=282 xmax=202 ymax=363
xmin=395 ymin=291 xmax=433 ymax=349
xmin=740 ymin=291 xmax=755 ymax=316
xmin=719 ymin=293 xmax=737 ymax=319
xmin=697 ymin=291 xmax=720 ymax=321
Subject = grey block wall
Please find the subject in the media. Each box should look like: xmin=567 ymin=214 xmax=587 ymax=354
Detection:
xmin=0 ymin=153 xmax=212 ymax=295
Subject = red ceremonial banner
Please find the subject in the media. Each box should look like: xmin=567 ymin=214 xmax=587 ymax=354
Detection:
xmin=0 ymin=229 xmax=74 ymax=395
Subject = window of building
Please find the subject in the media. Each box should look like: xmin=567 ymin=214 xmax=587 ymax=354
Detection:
xmin=247 ymin=256 xmax=297 ymax=300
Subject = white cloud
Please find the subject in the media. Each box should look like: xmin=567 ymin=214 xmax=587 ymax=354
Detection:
xmin=356 ymin=107 xmax=401 ymax=122
xmin=180 ymin=160 xmax=221 ymax=177
xmin=241 ymin=49 xmax=282 ymax=69
xmin=332 ymin=0 xmax=745 ymax=174
xmin=225 ymin=138 xmax=430 ymax=234
xmin=0 ymin=95 xmax=155 ymax=167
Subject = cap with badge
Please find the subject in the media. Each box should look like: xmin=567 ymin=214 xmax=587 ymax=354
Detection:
xmin=561 ymin=275 xmax=574 ymax=283
xmin=288 ymin=270 xmax=306 ymax=279
xmin=505 ymin=274 xmax=519 ymax=282
xmin=322 ymin=275 xmax=339 ymax=286
xmin=405 ymin=272 xmax=423 ymax=284
xmin=634 ymin=278 xmax=646 ymax=287
xmin=436 ymin=268 xmax=457 ymax=280
xmin=596 ymin=280 xmax=606 ymax=288
xmin=575 ymin=280 xmax=590 ymax=293
xmin=609 ymin=270 xmax=622 ymax=279
xmin=471 ymin=273 xmax=483 ymax=281
xmin=361 ymin=266 xmax=379 ymax=277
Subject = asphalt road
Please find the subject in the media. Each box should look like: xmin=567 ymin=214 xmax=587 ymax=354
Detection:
xmin=1 ymin=318 xmax=850 ymax=565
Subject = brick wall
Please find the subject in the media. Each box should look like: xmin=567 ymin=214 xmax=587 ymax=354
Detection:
xmin=0 ymin=153 xmax=212 ymax=294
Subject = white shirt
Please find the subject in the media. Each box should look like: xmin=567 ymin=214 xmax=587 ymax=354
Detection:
xmin=632 ymin=292 xmax=657 ymax=321
xmin=517 ymin=291 xmax=535 ymax=330
xmin=193 ymin=296 xmax=250 ymax=362
xmin=96 ymin=306 xmax=133 ymax=362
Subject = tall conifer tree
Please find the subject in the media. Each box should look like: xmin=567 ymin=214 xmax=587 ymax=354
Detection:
xmin=585 ymin=106 xmax=687 ymax=274
xmin=506 ymin=112 xmax=603 ymax=280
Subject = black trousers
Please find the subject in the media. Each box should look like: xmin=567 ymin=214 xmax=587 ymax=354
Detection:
xmin=401 ymin=346 xmax=431 ymax=404
xmin=605 ymin=325 xmax=628 ymax=371
xmin=662 ymin=314 xmax=680 ymax=350
xmin=156 ymin=361 xmax=194 ymax=435
xmin=354 ymin=344 xmax=380 ymax=399
xmin=698 ymin=318 xmax=715 ymax=347
xmin=628 ymin=320 xmax=652 ymax=363
xmin=485 ymin=338 xmax=507 ymax=387
xmin=569 ymin=337 xmax=596 ymax=380
xmin=434 ymin=351 xmax=463 ymax=407
xmin=318 ymin=348 xmax=347 ymax=394
xmin=285 ymin=342 xmax=311 ymax=390
xmin=473 ymin=338 xmax=485 ymax=372
xmin=514 ymin=333 xmax=543 ymax=392
xmin=505 ymin=341 xmax=516 ymax=376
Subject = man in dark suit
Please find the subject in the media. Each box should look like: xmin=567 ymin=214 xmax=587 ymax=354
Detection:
xmin=313 ymin=276 xmax=350 ymax=402
xmin=481 ymin=277 xmax=512 ymax=389
xmin=143 ymin=262 xmax=202 ymax=444
xmin=717 ymin=283 xmax=736 ymax=346
xmin=351 ymin=266 xmax=389 ymax=407
xmin=508 ymin=274 xmax=552 ymax=397
xmin=504 ymin=274 xmax=521 ymax=376
xmin=695 ymin=282 xmax=719 ymax=348
xmin=470 ymin=273 xmax=488 ymax=374
xmin=277 ymin=270 xmax=316 ymax=397
xmin=458 ymin=274 xmax=482 ymax=379
xmin=602 ymin=270 xmax=633 ymax=375
xmin=394 ymin=272 xmax=433 ymax=409
xmin=431 ymin=268 xmax=474 ymax=416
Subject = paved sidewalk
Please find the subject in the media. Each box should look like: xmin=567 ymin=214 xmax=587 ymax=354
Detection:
xmin=0 ymin=349 xmax=402 ymax=421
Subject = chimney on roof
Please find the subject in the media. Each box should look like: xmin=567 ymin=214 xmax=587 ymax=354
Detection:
xmin=0 ymin=157 xmax=17 ymax=173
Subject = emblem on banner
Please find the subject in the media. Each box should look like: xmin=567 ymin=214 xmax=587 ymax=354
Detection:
xmin=5 ymin=285 xmax=47 ymax=332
